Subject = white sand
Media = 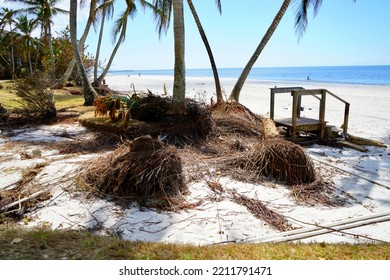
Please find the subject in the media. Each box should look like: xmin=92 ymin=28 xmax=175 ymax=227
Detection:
xmin=1 ymin=75 xmax=389 ymax=245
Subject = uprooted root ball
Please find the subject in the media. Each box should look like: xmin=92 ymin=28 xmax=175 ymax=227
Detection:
xmin=79 ymin=135 xmax=187 ymax=206
xmin=251 ymin=138 xmax=316 ymax=185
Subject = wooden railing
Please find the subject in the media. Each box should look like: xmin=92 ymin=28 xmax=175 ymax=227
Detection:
xmin=270 ymin=87 xmax=350 ymax=141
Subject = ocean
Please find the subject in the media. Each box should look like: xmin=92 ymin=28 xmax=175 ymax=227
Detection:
xmin=109 ymin=65 xmax=390 ymax=86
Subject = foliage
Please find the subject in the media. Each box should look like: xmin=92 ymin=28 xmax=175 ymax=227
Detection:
xmin=41 ymin=28 xmax=95 ymax=83
xmin=93 ymin=95 xmax=138 ymax=125
xmin=13 ymin=74 xmax=57 ymax=118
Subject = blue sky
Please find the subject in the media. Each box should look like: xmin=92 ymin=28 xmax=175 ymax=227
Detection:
xmin=2 ymin=0 xmax=390 ymax=70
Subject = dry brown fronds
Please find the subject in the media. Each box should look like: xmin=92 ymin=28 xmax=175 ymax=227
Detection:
xmin=290 ymin=177 xmax=344 ymax=206
xmin=229 ymin=190 xmax=293 ymax=232
xmin=211 ymin=102 xmax=265 ymax=138
xmin=93 ymin=96 xmax=110 ymax=117
xmin=251 ymin=138 xmax=316 ymax=185
xmin=79 ymin=135 xmax=187 ymax=209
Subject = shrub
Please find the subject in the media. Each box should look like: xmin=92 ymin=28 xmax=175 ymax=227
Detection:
xmin=13 ymin=74 xmax=57 ymax=118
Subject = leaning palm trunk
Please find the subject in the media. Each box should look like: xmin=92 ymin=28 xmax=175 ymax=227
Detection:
xmin=171 ymin=0 xmax=186 ymax=114
xmin=187 ymin=0 xmax=222 ymax=103
xmin=53 ymin=0 xmax=96 ymax=89
xmin=69 ymin=0 xmax=98 ymax=106
xmin=47 ymin=25 xmax=56 ymax=80
xmin=93 ymin=27 xmax=125 ymax=87
xmin=93 ymin=3 xmax=107 ymax=84
xmin=228 ymin=0 xmax=291 ymax=102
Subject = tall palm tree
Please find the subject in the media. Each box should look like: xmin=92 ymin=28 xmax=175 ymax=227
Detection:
xmin=186 ymin=0 xmax=223 ymax=103
xmin=171 ymin=0 xmax=186 ymax=113
xmin=53 ymin=0 xmax=98 ymax=89
xmin=69 ymin=0 xmax=99 ymax=105
xmin=0 ymin=7 xmax=17 ymax=79
xmin=14 ymin=14 xmax=40 ymax=75
xmin=92 ymin=0 xmax=137 ymax=88
xmin=5 ymin=0 xmax=69 ymax=80
xmin=228 ymin=0 xmax=291 ymax=103
xmin=93 ymin=0 xmax=115 ymax=85
xmin=228 ymin=0 xmax=339 ymax=103
xmin=147 ymin=0 xmax=186 ymax=113
xmin=148 ymin=0 xmax=222 ymax=110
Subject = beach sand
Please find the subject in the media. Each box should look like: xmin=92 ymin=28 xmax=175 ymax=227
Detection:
xmin=1 ymin=75 xmax=389 ymax=245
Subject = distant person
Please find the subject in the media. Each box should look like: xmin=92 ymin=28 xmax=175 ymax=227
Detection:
xmin=307 ymin=75 xmax=310 ymax=80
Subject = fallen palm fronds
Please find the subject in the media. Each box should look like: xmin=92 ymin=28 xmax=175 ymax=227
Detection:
xmin=211 ymin=102 xmax=265 ymax=138
xmin=251 ymin=138 xmax=316 ymax=186
xmin=203 ymin=181 xmax=292 ymax=232
xmin=229 ymin=190 xmax=293 ymax=232
xmin=78 ymin=135 xmax=188 ymax=209
xmin=290 ymin=176 xmax=344 ymax=206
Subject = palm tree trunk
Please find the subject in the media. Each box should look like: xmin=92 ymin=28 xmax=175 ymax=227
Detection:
xmin=94 ymin=27 xmax=125 ymax=87
xmin=28 ymin=46 xmax=33 ymax=75
xmin=52 ymin=0 xmax=96 ymax=89
xmin=9 ymin=23 xmax=16 ymax=79
xmin=69 ymin=0 xmax=99 ymax=106
xmin=171 ymin=0 xmax=186 ymax=114
xmin=48 ymin=24 xmax=56 ymax=80
xmin=94 ymin=2 xmax=107 ymax=85
xmin=187 ymin=0 xmax=222 ymax=103
xmin=228 ymin=0 xmax=291 ymax=103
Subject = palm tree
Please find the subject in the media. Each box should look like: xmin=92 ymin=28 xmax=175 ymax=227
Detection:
xmin=186 ymin=0 xmax=223 ymax=103
xmin=69 ymin=0 xmax=99 ymax=105
xmin=93 ymin=0 xmax=115 ymax=85
xmin=228 ymin=0 xmax=356 ymax=103
xmin=92 ymin=0 xmax=138 ymax=88
xmin=53 ymin=0 xmax=98 ymax=89
xmin=14 ymin=14 xmax=40 ymax=75
xmin=0 ymin=7 xmax=17 ymax=79
xmin=228 ymin=0 xmax=292 ymax=103
xmin=147 ymin=0 xmax=186 ymax=113
xmin=5 ymin=0 xmax=69 ymax=80
xmin=171 ymin=0 xmax=186 ymax=113
xmin=148 ymin=0 xmax=223 ymax=110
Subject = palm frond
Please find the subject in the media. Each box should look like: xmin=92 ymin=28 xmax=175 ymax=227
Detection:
xmin=294 ymin=0 xmax=323 ymax=40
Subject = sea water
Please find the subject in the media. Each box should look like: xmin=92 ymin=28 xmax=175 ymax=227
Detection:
xmin=109 ymin=65 xmax=390 ymax=86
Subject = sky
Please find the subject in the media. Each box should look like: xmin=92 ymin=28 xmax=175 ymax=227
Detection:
xmin=1 ymin=0 xmax=390 ymax=70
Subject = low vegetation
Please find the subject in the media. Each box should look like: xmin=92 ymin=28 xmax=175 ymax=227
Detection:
xmin=0 ymin=225 xmax=389 ymax=260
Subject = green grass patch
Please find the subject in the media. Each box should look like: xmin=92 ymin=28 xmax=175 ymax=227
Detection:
xmin=0 ymin=81 xmax=91 ymax=114
xmin=0 ymin=225 xmax=388 ymax=260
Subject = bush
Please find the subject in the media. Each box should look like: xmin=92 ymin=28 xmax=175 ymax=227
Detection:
xmin=13 ymin=74 xmax=57 ymax=118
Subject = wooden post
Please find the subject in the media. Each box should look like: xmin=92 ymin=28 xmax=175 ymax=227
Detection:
xmin=291 ymin=91 xmax=298 ymax=142
xmin=319 ymin=90 xmax=326 ymax=139
xmin=343 ymin=103 xmax=350 ymax=136
xmin=297 ymin=94 xmax=302 ymax=118
xmin=270 ymin=89 xmax=275 ymax=120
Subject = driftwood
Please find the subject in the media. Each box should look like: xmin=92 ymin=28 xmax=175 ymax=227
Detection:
xmin=339 ymin=140 xmax=368 ymax=152
xmin=0 ymin=189 xmax=48 ymax=213
xmin=346 ymin=134 xmax=387 ymax=148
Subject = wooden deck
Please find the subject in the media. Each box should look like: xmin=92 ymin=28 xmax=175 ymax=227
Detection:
xmin=274 ymin=117 xmax=325 ymax=131
xmin=270 ymin=87 xmax=350 ymax=142
xmin=274 ymin=117 xmax=326 ymax=140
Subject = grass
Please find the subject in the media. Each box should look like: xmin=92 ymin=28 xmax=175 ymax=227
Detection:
xmin=0 ymin=225 xmax=388 ymax=260
xmin=0 ymin=79 xmax=90 ymax=114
